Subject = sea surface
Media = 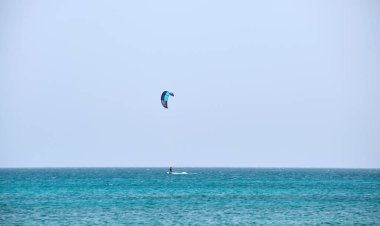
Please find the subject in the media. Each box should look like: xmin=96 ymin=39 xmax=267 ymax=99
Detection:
xmin=1 ymin=168 xmax=380 ymax=225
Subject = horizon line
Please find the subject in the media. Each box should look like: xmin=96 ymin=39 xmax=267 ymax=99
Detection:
xmin=0 ymin=166 xmax=379 ymax=170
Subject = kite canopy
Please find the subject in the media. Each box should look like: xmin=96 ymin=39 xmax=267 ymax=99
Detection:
xmin=161 ymin=91 xmax=174 ymax=108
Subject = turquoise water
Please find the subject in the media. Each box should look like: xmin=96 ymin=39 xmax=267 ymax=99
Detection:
xmin=1 ymin=168 xmax=380 ymax=225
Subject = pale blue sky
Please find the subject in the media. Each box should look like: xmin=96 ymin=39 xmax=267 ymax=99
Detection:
xmin=1 ymin=0 xmax=379 ymax=168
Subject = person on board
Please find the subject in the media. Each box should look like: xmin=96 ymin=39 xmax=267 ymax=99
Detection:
xmin=169 ymin=167 xmax=173 ymax=173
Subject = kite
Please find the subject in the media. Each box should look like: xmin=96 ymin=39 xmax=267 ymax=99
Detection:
xmin=161 ymin=91 xmax=174 ymax=108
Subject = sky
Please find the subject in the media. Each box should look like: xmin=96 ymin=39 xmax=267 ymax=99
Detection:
xmin=1 ymin=0 xmax=379 ymax=168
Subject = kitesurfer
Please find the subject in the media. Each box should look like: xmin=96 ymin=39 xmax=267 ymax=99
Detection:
xmin=169 ymin=167 xmax=173 ymax=173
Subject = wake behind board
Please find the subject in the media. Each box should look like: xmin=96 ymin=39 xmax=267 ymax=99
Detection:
xmin=167 ymin=172 xmax=188 ymax=175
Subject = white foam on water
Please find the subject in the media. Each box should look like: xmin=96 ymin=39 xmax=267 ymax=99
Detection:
xmin=167 ymin=172 xmax=188 ymax=175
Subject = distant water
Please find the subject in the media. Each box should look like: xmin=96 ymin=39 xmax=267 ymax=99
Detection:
xmin=1 ymin=168 xmax=380 ymax=225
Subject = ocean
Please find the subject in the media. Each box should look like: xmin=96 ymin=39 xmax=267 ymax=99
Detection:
xmin=1 ymin=168 xmax=379 ymax=225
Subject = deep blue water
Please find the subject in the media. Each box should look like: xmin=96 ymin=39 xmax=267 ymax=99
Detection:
xmin=1 ymin=168 xmax=380 ymax=225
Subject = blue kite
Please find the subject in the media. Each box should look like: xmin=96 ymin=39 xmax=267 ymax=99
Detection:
xmin=161 ymin=91 xmax=174 ymax=108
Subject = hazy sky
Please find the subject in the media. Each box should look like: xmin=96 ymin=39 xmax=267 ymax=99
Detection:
xmin=1 ymin=0 xmax=379 ymax=168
